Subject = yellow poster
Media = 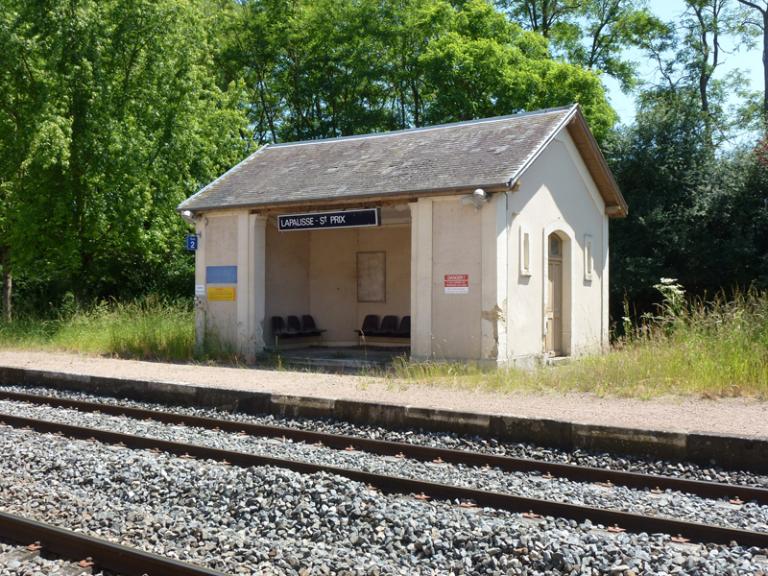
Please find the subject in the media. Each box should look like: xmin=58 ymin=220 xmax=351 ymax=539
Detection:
xmin=207 ymin=286 xmax=236 ymax=301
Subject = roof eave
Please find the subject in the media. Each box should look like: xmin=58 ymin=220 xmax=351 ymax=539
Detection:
xmin=504 ymin=104 xmax=580 ymax=190
xmin=179 ymin=182 xmax=512 ymax=214
xmin=177 ymin=144 xmax=271 ymax=213
xmin=565 ymin=109 xmax=628 ymax=218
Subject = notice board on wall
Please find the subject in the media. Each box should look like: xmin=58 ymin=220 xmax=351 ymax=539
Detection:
xmin=357 ymin=251 xmax=386 ymax=303
xmin=208 ymin=286 xmax=237 ymax=301
xmin=444 ymin=274 xmax=469 ymax=294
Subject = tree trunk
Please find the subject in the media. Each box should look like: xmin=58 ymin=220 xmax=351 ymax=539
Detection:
xmin=0 ymin=248 xmax=11 ymax=323
xmin=736 ymin=0 xmax=768 ymax=128
xmin=763 ymin=14 xmax=768 ymax=127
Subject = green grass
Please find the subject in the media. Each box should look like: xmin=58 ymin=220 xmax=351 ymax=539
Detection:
xmin=0 ymin=296 xmax=238 ymax=363
xmin=1 ymin=287 xmax=766 ymax=399
xmin=387 ymin=288 xmax=768 ymax=399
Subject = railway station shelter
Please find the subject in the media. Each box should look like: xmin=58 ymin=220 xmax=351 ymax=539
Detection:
xmin=178 ymin=105 xmax=627 ymax=366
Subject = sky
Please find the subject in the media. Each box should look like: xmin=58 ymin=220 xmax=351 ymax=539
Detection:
xmin=603 ymin=0 xmax=763 ymax=126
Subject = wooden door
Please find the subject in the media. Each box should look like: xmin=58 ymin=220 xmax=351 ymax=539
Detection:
xmin=545 ymin=235 xmax=563 ymax=355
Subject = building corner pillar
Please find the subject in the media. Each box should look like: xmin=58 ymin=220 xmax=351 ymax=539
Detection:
xmin=481 ymin=193 xmax=508 ymax=364
xmin=601 ymin=216 xmax=610 ymax=351
xmin=237 ymin=213 xmax=267 ymax=363
xmin=194 ymin=217 xmax=206 ymax=356
xmin=410 ymin=199 xmax=433 ymax=360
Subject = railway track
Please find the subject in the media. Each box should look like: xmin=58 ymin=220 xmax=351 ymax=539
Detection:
xmin=0 ymin=388 xmax=765 ymax=506
xmin=0 ymin=399 xmax=766 ymax=548
xmin=0 ymin=510 xmax=227 ymax=576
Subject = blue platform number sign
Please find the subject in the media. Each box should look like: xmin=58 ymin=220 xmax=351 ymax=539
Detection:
xmin=185 ymin=234 xmax=199 ymax=252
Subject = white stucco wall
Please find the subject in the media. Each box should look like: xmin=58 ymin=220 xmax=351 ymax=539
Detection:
xmin=196 ymin=210 xmax=265 ymax=360
xmin=198 ymin=213 xmax=239 ymax=349
xmin=505 ymin=130 xmax=608 ymax=362
xmin=410 ymin=194 xmax=508 ymax=363
xmin=430 ymin=198 xmax=483 ymax=360
xmin=265 ymin=218 xmax=310 ymax=327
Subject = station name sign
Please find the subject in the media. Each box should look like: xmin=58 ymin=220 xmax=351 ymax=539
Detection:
xmin=278 ymin=208 xmax=379 ymax=232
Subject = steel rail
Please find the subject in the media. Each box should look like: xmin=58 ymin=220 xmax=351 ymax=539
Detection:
xmin=1 ymin=389 xmax=765 ymax=506
xmin=0 ymin=510 xmax=229 ymax=576
xmin=1 ymin=412 xmax=767 ymax=548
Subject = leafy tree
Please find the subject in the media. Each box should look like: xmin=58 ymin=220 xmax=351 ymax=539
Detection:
xmin=607 ymin=86 xmax=767 ymax=316
xmin=225 ymin=0 xmax=615 ymax=141
xmin=639 ymin=0 xmax=746 ymax=146
xmin=499 ymin=0 xmax=583 ymax=38
xmin=420 ymin=0 xmax=616 ymax=136
xmin=734 ymin=0 xmax=768 ymax=126
xmin=572 ymin=0 xmax=668 ymax=90
xmin=682 ymin=0 xmax=730 ymax=143
xmin=736 ymin=136 xmax=768 ymax=283
xmin=378 ymin=0 xmax=456 ymax=128
xmin=498 ymin=0 xmax=666 ymax=90
xmin=223 ymin=0 xmax=455 ymax=139
xmin=0 ymin=0 xmax=247 ymax=309
xmin=0 ymin=2 xmax=52 ymax=319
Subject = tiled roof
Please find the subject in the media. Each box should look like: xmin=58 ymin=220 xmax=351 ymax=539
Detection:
xmin=179 ymin=105 xmax=626 ymax=216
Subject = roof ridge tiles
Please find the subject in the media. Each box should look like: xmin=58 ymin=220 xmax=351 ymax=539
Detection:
xmin=266 ymin=105 xmax=575 ymax=149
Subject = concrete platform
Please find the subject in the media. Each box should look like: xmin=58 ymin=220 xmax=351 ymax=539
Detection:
xmin=0 ymin=350 xmax=766 ymax=473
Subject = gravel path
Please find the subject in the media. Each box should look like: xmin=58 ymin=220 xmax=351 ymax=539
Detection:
xmin=4 ymin=384 xmax=767 ymax=489
xmin=1 ymin=425 xmax=767 ymax=575
xmin=0 ymin=396 xmax=766 ymax=535
xmin=1 ymin=349 xmax=766 ymax=439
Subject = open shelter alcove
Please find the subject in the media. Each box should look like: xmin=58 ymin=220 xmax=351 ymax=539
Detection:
xmin=264 ymin=204 xmax=411 ymax=349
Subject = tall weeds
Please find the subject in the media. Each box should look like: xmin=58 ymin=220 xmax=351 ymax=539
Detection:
xmin=389 ymin=283 xmax=768 ymax=398
xmin=610 ymin=283 xmax=768 ymax=397
xmin=0 ymin=296 xmax=200 ymax=362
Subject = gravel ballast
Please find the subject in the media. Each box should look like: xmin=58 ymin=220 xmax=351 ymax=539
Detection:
xmin=1 ymin=425 xmax=767 ymax=575
xmin=0 ymin=397 xmax=766 ymax=535
xmin=2 ymin=384 xmax=767 ymax=489
xmin=0 ymin=540 xmax=104 ymax=575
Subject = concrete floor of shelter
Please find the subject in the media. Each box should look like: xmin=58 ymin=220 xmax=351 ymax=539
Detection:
xmin=0 ymin=349 xmax=766 ymax=439
xmin=271 ymin=345 xmax=410 ymax=371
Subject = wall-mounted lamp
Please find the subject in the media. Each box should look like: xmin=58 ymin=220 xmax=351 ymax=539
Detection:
xmin=180 ymin=210 xmax=195 ymax=225
xmin=461 ymin=188 xmax=490 ymax=210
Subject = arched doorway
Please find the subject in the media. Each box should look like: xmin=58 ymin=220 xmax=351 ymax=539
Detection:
xmin=545 ymin=233 xmax=564 ymax=356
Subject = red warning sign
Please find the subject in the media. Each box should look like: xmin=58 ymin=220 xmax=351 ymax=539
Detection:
xmin=444 ymin=274 xmax=469 ymax=294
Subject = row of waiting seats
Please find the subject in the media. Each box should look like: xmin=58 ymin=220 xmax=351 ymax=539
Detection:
xmin=356 ymin=314 xmax=410 ymax=339
xmin=272 ymin=315 xmax=325 ymax=344
xmin=271 ymin=314 xmax=411 ymax=348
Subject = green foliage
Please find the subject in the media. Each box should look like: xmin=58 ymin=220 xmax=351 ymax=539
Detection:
xmin=0 ymin=0 xmax=616 ymax=318
xmin=606 ymin=82 xmax=768 ymax=318
xmin=418 ymin=0 xmax=616 ymax=136
xmin=223 ymin=0 xmax=615 ymax=141
xmin=0 ymin=0 xmax=248 ymax=305
xmin=0 ymin=0 xmax=764 ymax=336
xmin=652 ymin=278 xmax=687 ymax=327
xmin=498 ymin=0 xmax=667 ymax=90
xmin=0 ymin=295 xmax=245 ymax=363
xmin=105 ymin=297 xmax=196 ymax=361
